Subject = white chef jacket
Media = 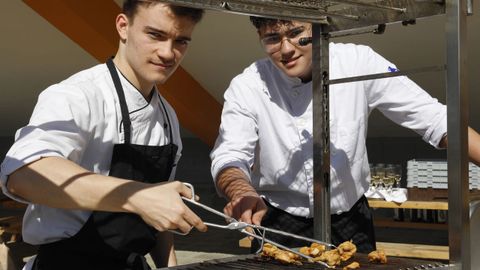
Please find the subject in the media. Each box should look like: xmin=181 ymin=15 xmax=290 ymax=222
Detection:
xmin=0 ymin=63 xmax=182 ymax=245
xmin=210 ymin=42 xmax=447 ymax=217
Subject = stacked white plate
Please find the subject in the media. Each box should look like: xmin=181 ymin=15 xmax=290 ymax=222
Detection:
xmin=407 ymin=159 xmax=480 ymax=190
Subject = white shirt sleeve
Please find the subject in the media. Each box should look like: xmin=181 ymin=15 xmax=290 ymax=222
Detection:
xmin=210 ymin=76 xmax=258 ymax=190
xmin=363 ymin=46 xmax=447 ymax=148
xmin=0 ymin=84 xmax=92 ymax=202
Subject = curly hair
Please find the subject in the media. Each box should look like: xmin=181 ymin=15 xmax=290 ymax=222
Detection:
xmin=249 ymin=16 xmax=293 ymax=30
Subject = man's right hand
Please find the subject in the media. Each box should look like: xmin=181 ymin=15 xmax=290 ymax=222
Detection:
xmin=216 ymin=167 xmax=267 ymax=226
xmin=129 ymin=181 xmax=207 ymax=234
xmin=224 ymin=192 xmax=267 ymax=226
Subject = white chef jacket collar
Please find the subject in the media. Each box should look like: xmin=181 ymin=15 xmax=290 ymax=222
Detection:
xmin=114 ymin=65 xmax=153 ymax=111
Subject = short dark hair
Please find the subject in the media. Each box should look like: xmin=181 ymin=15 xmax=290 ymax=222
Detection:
xmin=123 ymin=0 xmax=204 ymax=23
xmin=249 ymin=16 xmax=293 ymax=30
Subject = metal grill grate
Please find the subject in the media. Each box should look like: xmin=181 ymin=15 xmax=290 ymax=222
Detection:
xmin=161 ymin=254 xmax=448 ymax=270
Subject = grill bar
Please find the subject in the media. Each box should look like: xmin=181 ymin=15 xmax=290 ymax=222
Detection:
xmin=159 ymin=0 xmax=446 ymax=31
xmin=330 ymin=0 xmax=407 ymax=13
xmin=328 ymin=65 xmax=446 ymax=85
xmin=159 ymin=254 xmax=448 ymax=269
xmin=160 ymin=254 xmax=448 ymax=270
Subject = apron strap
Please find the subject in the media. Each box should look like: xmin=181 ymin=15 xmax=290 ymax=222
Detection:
xmin=107 ymin=57 xmax=132 ymax=144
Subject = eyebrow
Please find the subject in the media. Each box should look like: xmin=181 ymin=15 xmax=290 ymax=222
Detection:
xmin=144 ymin=26 xmax=192 ymax=41
xmin=263 ymin=26 xmax=305 ymax=37
xmin=286 ymin=26 xmax=305 ymax=33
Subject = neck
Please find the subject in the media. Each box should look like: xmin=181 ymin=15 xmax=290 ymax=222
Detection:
xmin=299 ymin=69 xmax=313 ymax=83
xmin=300 ymin=76 xmax=312 ymax=83
xmin=112 ymin=55 xmax=154 ymax=101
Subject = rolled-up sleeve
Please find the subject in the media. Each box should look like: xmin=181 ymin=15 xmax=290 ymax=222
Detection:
xmin=364 ymin=46 xmax=447 ymax=148
xmin=0 ymin=84 xmax=91 ymax=202
xmin=210 ymin=78 xmax=259 ymax=191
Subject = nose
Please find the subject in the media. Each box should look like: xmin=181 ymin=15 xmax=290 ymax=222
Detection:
xmin=279 ymin=37 xmax=296 ymax=55
xmin=156 ymin=40 xmax=176 ymax=63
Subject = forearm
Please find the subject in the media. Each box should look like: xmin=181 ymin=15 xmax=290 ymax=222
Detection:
xmin=438 ymin=127 xmax=480 ymax=167
xmin=216 ymin=167 xmax=258 ymax=200
xmin=217 ymin=167 xmax=267 ymax=225
xmin=468 ymin=127 xmax=480 ymax=166
xmin=7 ymin=157 xmax=207 ymax=234
xmin=6 ymin=156 xmax=147 ymax=213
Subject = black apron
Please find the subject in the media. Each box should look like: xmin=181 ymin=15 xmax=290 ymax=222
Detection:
xmin=32 ymin=58 xmax=179 ymax=270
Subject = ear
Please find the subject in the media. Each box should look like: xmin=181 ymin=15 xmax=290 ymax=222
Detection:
xmin=116 ymin=14 xmax=129 ymax=41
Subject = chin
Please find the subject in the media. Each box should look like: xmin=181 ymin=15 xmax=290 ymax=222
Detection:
xmin=284 ymin=69 xmax=304 ymax=79
xmin=155 ymin=77 xmax=169 ymax=85
xmin=153 ymin=73 xmax=171 ymax=84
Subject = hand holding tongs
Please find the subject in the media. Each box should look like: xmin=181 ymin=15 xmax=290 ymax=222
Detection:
xmin=173 ymin=183 xmax=337 ymax=268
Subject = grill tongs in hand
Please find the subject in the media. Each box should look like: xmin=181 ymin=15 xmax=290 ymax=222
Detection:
xmin=175 ymin=183 xmax=336 ymax=268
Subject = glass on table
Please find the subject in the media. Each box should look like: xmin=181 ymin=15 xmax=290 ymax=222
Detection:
xmin=385 ymin=164 xmax=403 ymax=189
xmin=374 ymin=164 xmax=386 ymax=190
xmin=369 ymin=164 xmax=377 ymax=190
xmin=369 ymin=163 xmax=384 ymax=190
xmin=393 ymin=164 xmax=402 ymax=189
xmin=384 ymin=164 xmax=396 ymax=191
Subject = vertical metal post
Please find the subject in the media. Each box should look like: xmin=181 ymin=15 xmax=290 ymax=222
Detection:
xmin=446 ymin=0 xmax=470 ymax=269
xmin=312 ymin=23 xmax=331 ymax=243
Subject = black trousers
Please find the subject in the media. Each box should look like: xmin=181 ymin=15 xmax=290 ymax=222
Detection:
xmin=251 ymin=195 xmax=376 ymax=253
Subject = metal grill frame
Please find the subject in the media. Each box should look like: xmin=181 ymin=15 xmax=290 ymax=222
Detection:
xmin=160 ymin=1 xmax=473 ymax=269
xmin=160 ymin=0 xmax=445 ymax=31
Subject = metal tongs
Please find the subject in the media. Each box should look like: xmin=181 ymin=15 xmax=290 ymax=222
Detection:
xmin=174 ymin=183 xmax=337 ymax=268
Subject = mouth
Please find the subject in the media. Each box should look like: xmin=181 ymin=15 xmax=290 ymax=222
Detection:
xmin=281 ymin=55 xmax=300 ymax=66
xmin=150 ymin=61 xmax=173 ymax=69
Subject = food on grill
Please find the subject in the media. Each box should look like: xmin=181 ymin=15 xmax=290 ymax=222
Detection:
xmin=299 ymin=242 xmax=325 ymax=257
xmin=314 ymin=240 xmax=357 ymax=266
xmin=317 ymin=249 xmax=341 ymax=266
xmin=261 ymin=243 xmax=302 ymax=265
xmin=368 ymin=249 xmax=388 ymax=264
xmin=338 ymin=240 xmax=357 ymax=261
xmin=274 ymin=250 xmax=301 ymax=265
xmin=262 ymin=243 xmax=279 ymax=257
xmin=343 ymin=261 xmax=360 ymax=270
xmin=262 ymin=240 xmax=358 ymax=267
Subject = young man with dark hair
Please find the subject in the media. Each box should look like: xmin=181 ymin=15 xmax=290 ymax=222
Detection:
xmin=0 ymin=1 xmax=205 ymax=269
xmin=211 ymin=17 xmax=480 ymax=253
